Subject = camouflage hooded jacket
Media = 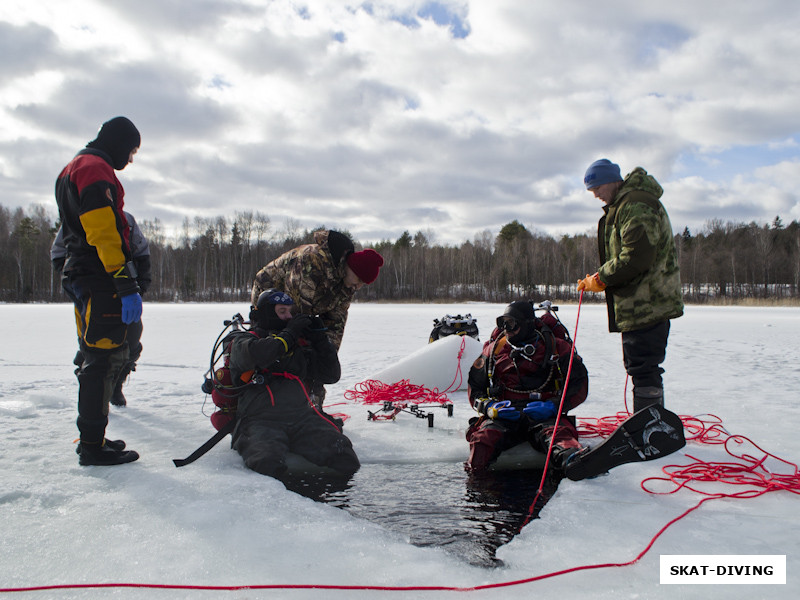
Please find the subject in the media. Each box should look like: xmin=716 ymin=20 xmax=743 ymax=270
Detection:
xmin=251 ymin=230 xmax=355 ymax=348
xmin=597 ymin=167 xmax=684 ymax=332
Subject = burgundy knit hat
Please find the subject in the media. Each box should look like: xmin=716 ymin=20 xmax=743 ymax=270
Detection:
xmin=346 ymin=249 xmax=384 ymax=284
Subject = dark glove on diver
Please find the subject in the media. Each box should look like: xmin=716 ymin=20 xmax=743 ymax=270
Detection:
xmin=278 ymin=314 xmax=313 ymax=349
xmin=306 ymin=315 xmax=329 ymax=344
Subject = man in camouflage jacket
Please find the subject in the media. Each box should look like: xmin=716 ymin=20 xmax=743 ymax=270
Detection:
xmin=578 ymin=159 xmax=683 ymax=412
xmin=251 ymin=230 xmax=384 ymax=407
xmin=251 ymin=230 xmax=356 ymax=349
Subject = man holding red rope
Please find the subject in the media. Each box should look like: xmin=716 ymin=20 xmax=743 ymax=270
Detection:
xmin=578 ymin=159 xmax=683 ymax=413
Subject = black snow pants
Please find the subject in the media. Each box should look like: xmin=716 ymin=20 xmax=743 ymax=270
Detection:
xmin=70 ymin=278 xmax=132 ymax=443
xmin=233 ymin=412 xmax=360 ymax=479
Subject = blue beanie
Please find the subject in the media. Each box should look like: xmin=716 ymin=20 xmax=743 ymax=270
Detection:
xmin=584 ymin=159 xmax=622 ymax=189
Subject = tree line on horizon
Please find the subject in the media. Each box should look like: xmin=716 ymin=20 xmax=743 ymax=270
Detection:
xmin=2 ymin=202 xmax=799 ymax=305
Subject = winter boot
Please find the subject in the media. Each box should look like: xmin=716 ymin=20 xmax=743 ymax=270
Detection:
xmin=110 ymin=361 xmax=136 ymax=407
xmin=79 ymin=440 xmax=139 ymax=466
xmin=633 ymin=386 xmax=664 ymax=413
xmin=75 ymin=438 xmax=126 ymax=455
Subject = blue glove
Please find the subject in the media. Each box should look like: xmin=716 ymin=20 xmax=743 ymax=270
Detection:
xmin=485 ymin=400 xmax=521 ymax=421
xmin=120 ymin=293 xmax=143 ymax=324
xmin=523 ymin=400 xmax=558 ymax=420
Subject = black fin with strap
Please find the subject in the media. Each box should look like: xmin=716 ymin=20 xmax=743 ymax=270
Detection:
xmin=173 ymin=419 xmax=236 ymax=467
xmin=565 ymin=405 xmax=685 ymax=482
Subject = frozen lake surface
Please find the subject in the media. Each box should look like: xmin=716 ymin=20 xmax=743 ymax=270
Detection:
xmin=1 ymin=301 xmax=798 ymax=598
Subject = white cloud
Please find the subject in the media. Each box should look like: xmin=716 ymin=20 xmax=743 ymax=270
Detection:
xmin=0 ymin=0 xmax=799 ymax=246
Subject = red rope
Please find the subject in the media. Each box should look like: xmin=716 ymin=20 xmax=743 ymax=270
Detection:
xmin=3 ymin=430 xmax=796 ymax=594
xmin=575 ymin=412 xmax=633 ymax=439
xmin=519 ymin=291 xmax=584 ymax=528
xmin=344 ymin=379 xmax=452 ymax=408
xmin=441 ymin=335 xmax=468 ymax=393
xmin=642 ymin=422 xmax=800 ymax=497
xmin=576 ymin=410 xmax=800 ymax=498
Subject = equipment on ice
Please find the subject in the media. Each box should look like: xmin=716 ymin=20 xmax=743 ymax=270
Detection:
xmin=565 ymin=404 xmax=686 ymax=481
xmin=371 ymin=333 xmax=483 ymax=393
xmin=429 ymin=314 xmax=480 ymax=343
xmin=350 ymin=324 xmax=483 ymax=426
xmin=366 ymin=399 xmax=454 ymax=427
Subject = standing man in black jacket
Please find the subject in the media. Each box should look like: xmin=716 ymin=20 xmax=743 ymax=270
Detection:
xmin=55 ymin=116 xmax=143 ymax=466
xmin=52 ymin=210 xmax=151 ymax=407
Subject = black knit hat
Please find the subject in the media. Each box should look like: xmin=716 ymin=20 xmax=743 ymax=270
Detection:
xmin=502 ymin=300 xmax=535 ymax=323
xmin=86 ymin=116 xmax=141 ymax=170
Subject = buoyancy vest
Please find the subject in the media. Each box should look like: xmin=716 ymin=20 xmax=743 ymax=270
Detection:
xmin=479 ymin=313 xmax=587 ymax=412
xmin=207 ymin=330 xmax=311 ymax=430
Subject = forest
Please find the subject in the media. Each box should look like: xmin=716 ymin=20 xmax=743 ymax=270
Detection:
xmin=2 ymin=201 xmax=800 ymax=305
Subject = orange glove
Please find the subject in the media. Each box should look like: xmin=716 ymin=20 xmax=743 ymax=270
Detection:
xmin=577 ymin=272 xmax=606 ymax=293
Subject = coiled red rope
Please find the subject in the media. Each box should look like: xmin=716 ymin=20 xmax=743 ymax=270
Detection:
xmin=577 ymin=411 xmax=800 ymax=494
xmin=345 ymin=379 xmax=451 ymax=406
xmin=343 ymin=335 xmax=469 ymax=416
xmin=643 ymin=421 xmax=800 ymax=497
xmin=344 ymin=378 xmax=452 ymax=420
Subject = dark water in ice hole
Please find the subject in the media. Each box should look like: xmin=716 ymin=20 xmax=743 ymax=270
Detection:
xmin=282 ymin=462 xmax=562 ymax=568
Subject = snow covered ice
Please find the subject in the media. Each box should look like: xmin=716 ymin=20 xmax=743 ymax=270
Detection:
xmin=1 ymin=302 xmax=798 ymax=599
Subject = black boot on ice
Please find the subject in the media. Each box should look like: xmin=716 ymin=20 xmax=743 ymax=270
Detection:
xmin=75 ymin=438 xmax=126 ymax=455
xmin=632 ymin=386 xmax=664 ymax=413
xmin=79 ymin=440 xmax=139 ymax=466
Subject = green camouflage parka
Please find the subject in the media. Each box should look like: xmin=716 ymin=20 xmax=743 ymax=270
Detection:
xmin=251 ymin=230 xmax=355 ymax=348
xmin=597 ymin=167 xmax=684 ymax=332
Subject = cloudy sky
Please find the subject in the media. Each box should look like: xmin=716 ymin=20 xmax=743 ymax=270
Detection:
xmin=1 ymin=0 xmax=799 ymax=246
